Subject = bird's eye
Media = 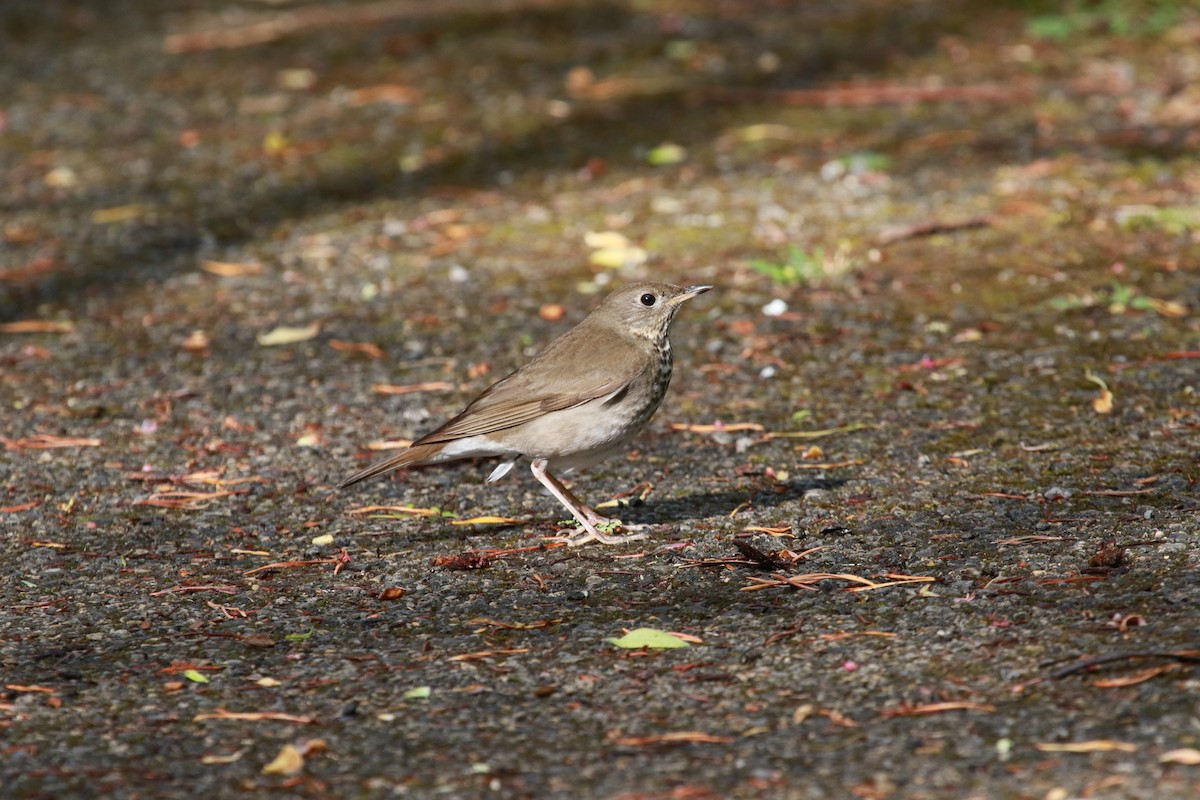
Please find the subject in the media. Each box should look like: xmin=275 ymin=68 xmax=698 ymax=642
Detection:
xmin=640 ymin=293 xmax=657 ymax=307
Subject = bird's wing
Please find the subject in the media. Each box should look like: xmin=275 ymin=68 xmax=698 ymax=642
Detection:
xmin=413 ymin=326 xmax=650 ymax=445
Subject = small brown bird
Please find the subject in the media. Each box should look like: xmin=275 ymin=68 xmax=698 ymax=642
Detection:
xmin=338 ymin=282 xmax=712 ymax=545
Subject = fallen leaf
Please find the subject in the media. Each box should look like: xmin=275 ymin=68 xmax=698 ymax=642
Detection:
xmin=743 ymin=525 xmax=793 ymax=537
xmin=1085 ymin=370 xmax=1114 ymax=414
xmin=1160 ymin=748 xmax=1200 ymax=765
xmin=135 ymin=490 xmax=244 ymax=509
xmin=201 ymin=260 xmax=264 ymax=277
xmin=193 ymin=710 xmax=316 ymax=724
xmin=372 ymin=381 xmax=455 ymax=395
xmin=447 ymin=648 xmax=530 ymax=662
xmin=347 ymin=504 xmax=452 ymax=518
xmin=3 ymin=435 xmax=100 ymax=450
xmin=612 ymin=731 xmax=732 ymax=746
xmin=182 ymin=330 xmax=211 ymax=352
xmin=257 ymin=322 xmax=320 ymax=346
xmin=310 ymin=533 xmax=334 ymax=546
xmin=91 ymin=204 xmax=145 ymax=224
xmin=882 ymin=702 xmax=996 ymax=716
xmin=449 ymin=516 xmax=523 ymax=526
xmin=329 ymin=339 xmax=384 ymax=359
xmin=201 ymin=750 xmax=245 ymax=765
xmin=379 ymin=586 xmax=406 ymax=601
xmin=670 ymin=422 xmax=766 ymax=434
xmin=261 ymin=744 xmax=304 ymax=776
xmin=1093 ymin=663 xmax=1177 ymax=687
xmin=1036 ymin=740 xmax=1138 ymax=753
xmin=0 ymin=320 xmax=74 ymax=334
xmin=1 ymin=501 xmax=40 ymax=513
xmin=402 ymin=686 xmax=431 ymax=699
xmin=608 ymin=628 xmax=693 ymax=649
xmin=646 ymin=142 xmax=687 ymax=166
xmin=584 ymin=230 xmax=647 ymax=269
xmin=346 ymin=84 xmax=423 ymax=105
xmin=183 ymin=670 xmax=210 ymax=684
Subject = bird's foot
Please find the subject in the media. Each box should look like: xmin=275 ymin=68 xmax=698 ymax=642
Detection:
xmin=546 ymin=518 xmax=648 ymax=547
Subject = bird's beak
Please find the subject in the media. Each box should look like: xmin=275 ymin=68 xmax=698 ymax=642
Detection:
xmin=670 ymin=284 xmax=713 ymax=306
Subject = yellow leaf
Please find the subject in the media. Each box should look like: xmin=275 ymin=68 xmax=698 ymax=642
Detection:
xmin=91 ymin=204 xmax=145 ymax=224
xmin=310 ymin=533 xmax=334 ymax=546
xmin=257 ymin=323 xmax=320 ymax=346
xmin=261 ymin=744 xmax=304 ymax=776
xmin=608 ymin=628 xmax=694 ymax=649
xmin=450 ymin=516 xmax=523 ymax=526
xmin=1084 ymin=370 xmax=1114 ymax=414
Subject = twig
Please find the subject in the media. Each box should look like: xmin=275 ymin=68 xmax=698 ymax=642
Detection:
xmin=1049 ymin=651 xmax=1200 ymax=679
xmin=873 ymin=215 xmax=992 ymax=246
xmin=164 ymin=0 xmax=572 ymax=54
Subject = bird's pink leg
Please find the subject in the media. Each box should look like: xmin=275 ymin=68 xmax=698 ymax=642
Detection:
xmin=530 ymin=458 xmax=647 ymax=546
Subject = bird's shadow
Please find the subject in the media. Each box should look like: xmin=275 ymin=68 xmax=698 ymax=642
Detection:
xmin=612 ymin=477 xmax=849 ymax=527
xmin=336 ymin=464 xmax=847 ymax=542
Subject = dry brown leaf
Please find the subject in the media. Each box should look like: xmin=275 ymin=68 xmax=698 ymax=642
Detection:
xmin=372 ymin=381 xmax=455 ymax=395
xmin=1 ymin=501 xmax=41 ymax=513
xmin=3 ymin=435 xmax=101 ymax=450
xmin=743 ymin=525 xmax=793 ymax=537
xmin=364 ymin=438 xmax=414 ymax=451
xmin=134 ymin=490 xmax=243 ymax=509
xmin=1036 ymin=740 xmax=1138 ymax=753
xmin=200 ymin=750 xmax=245 ymax=765
xmin=671 ymin=422 xmax=766 ymax=434
xmin=1093 ymin=664 xmax=1179 ymax=688
xmin=261 ymin=744 xmax=304 ymax=776
xmin=91 ymin=204 xmax=145 ymax=224
xmin=447 ymin=648 xmax=531 ymax=662
xmin=0 ymin=319 xmax=75 ymax=334
xmin=883 ymin=702 xmax=996 ymax=717
xmin=611 ymin=731 xmax=734 ymax=746
xmin=201 ymin=260 xmax=263 ymax=277
xmin=1085 ymin=370 xmax=1114 ymax=414
xmin=791 ymin=459 xmax=865 ymax=469
xmin=243 ymin=559 xmax=337 ymax=576
xmin=346 ymin=505 xmax=443 ymax=517
xmin=329 ymin=339 xmax=384 ymax=359
xmin=182 ymin=330 xmax=211 ymax=352
xmin=193 ymin=709 xmax=316 ymax=724
xmin=346 ymin=84 xmax=424 ymax=105
xmin=1159 ymin=748 xmax=1200 ymax=765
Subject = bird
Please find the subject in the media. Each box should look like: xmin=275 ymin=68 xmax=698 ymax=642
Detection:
xmin=337 ymin=281 xmax=712 ymax=546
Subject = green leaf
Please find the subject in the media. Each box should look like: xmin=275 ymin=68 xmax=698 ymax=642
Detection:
xmin=608 ymin=627 xmax=691 ymax=649
xmin=647 ymin=142 xmax=687 ymax=166
xmin=403 ymin=686 xmax=432 ymax=699
xmin=183 ymin=669 xmax=210 ymax=684
xmin=285 ymin=628 xmax=316 ymax=641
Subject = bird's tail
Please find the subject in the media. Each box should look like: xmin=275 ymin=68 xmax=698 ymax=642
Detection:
xmin=336 ymin=442 xmax=445 ymax=489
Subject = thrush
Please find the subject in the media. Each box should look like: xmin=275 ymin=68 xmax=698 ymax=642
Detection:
xmin=338 ymin=281 xmax=712 ymax=546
